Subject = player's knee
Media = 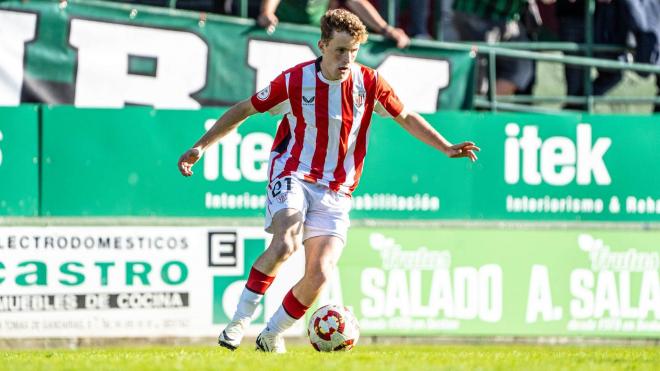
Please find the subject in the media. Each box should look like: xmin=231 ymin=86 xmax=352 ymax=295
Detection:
xmin=307 ymin=263 xmax=335 ymax=286
xmin=270 ymin=234 xmax=301 ymax=261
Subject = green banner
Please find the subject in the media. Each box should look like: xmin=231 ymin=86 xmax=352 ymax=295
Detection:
xmin=0 ymin=0 xmax=474 ymax=111
xmin=0 ymin=105 xmax=39 ymax=216
xmin=337 ymin=227 xmax=660 ymax=337
xmin=40 ymin=107 xmax=660 ymax=222
xmin=352 ymin=112 xmax=660 ymax=222
xmin=41 ymin=106 xmax=276 ymax=216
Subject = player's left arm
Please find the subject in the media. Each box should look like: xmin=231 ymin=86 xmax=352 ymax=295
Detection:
xmin=393 ymin=109 xmax=480 ymax=162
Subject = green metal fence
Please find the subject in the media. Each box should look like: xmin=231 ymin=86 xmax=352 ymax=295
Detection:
xmin=427 ymin=0 xmax=659 ymax=113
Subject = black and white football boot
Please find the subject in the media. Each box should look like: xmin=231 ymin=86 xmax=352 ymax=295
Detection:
xmin=217 ymin=319 xmax=248 ymax=351
xmin=255 ymin=327 xmax=286 ymax=353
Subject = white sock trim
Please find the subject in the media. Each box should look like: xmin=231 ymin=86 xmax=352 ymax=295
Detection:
xmin=266 ymin=305 xmax=297 ymax=334
xmin=232 ymin=287 xmax=263 ymax=322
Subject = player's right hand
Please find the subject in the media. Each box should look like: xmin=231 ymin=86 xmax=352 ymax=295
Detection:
xmin=178 ymin=148 xmax=203 ymax=177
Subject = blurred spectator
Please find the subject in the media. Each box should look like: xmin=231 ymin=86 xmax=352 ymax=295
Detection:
xmin=549 ymin=0 xmax=627 ymax=110
xmin=408 ymin=0 xmax=432 ymax=40
xmin=378 ymin=0 xmax=448 ymax=40
xmin=258 ymin=0 xmax=411 ymax=48
xmin=219 ymin=0 xmax=264 ymax=17
xmin=656 ymin=77 xmax=659 ymax=113
xmin=396 ymin=0 xmax=459 ymax=41
xmin=106 ymin=0 xmax=226 ymax=13
xmin=619 ymin=0 xmax=660 ymax=113
xmin=452 ymin=0 xmax=536 ymax=95
xmin=437 ymin=0 xmax=460 ymax=41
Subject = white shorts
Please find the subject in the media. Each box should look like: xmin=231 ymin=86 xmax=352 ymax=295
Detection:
xmin=264 ymin=175 xmax=351 ymax=244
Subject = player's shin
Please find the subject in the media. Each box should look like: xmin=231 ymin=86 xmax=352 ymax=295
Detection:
xmin=265 ymin=289 xmax=310 ymax=334
xmin=219 ymin=267 xmax=276 ymax=350
xmin=232 ymin=267 xmax=275 ymax=322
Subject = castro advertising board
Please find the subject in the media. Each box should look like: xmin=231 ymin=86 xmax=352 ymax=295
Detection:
xmin=0 ymin=227 xmax=304 ymax=338
xmin=334 ymin=227 xmax=660 ymax=337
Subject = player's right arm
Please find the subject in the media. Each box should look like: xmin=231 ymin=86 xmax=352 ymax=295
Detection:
xmin=179 ymin=72 xmax=289 ymax=177
xmin=178 ymin=99 xmax=257 ymax=177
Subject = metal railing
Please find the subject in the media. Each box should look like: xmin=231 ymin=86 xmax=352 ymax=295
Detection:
xmin=410 ymin=38 xmax=660 ymax=112
xmin=404 ymin=0 xmax=658 ymax=113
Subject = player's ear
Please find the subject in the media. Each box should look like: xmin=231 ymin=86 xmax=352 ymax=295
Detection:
xmin=317 ymin=39 xmax=326 ymax=52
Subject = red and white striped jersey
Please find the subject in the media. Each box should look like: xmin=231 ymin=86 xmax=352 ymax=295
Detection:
xmin=251 ymin=58 xmax=404 ymax=195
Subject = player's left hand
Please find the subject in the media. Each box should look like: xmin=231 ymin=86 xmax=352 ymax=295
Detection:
xmin=447 ymin=142 xmax=480 ymax=162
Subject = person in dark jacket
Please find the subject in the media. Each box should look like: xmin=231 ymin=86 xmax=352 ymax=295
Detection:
xmin=620 ymin=0 xmax=660 ymax=112
xmin=452 ymin=0 xmax=536 ymax=95
xmin=551 ymin=0 xmax=628 ymax=110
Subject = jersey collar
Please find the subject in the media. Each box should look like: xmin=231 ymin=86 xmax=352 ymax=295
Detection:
xmin=315 ymin=57 xmax=350 ymax=85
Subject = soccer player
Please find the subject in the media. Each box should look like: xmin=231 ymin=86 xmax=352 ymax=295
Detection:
xmin=178 ymin=9 xmax=479 ymax=353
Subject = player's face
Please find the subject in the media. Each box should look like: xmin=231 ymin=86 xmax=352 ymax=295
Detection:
xmin=318 ymin=31 xmax=360 ymax=81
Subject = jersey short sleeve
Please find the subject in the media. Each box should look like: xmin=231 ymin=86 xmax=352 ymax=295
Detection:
xmin=251 ymin=73 xmax=288 ymax=114
xmin=374 ymin=73 xmax=404 ymax=118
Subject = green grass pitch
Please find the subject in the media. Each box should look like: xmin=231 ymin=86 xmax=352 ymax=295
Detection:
xmin=1 ymin=344 xmax=658 ymax=370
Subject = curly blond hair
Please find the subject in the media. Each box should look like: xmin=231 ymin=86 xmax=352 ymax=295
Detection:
xmin=320 ymin=9 xmax=368 ymax=44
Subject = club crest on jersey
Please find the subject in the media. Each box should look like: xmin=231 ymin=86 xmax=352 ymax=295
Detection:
xmin=256 ymin=84 xmax=271 ymax=101
xmin=354 ymin=88 xmax=366 ymax=108
xmin=303 ymin=95 xmax=315 ymax=105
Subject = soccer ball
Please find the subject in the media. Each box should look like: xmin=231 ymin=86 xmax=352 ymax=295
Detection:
xmin=307 ymin=304 xmax=360 ymax=352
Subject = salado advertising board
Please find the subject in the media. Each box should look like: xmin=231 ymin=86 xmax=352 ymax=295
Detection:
xmin=1 ymin=226 xmax=657 ymax=338
xmin=338 ymin=227 xmax=660 ymax=337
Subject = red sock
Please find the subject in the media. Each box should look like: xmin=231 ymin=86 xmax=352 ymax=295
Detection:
xmin=282 ymin=289 xmax=309 ymax=320
xmin=245 ymin=267 xmax=275 ymax=294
